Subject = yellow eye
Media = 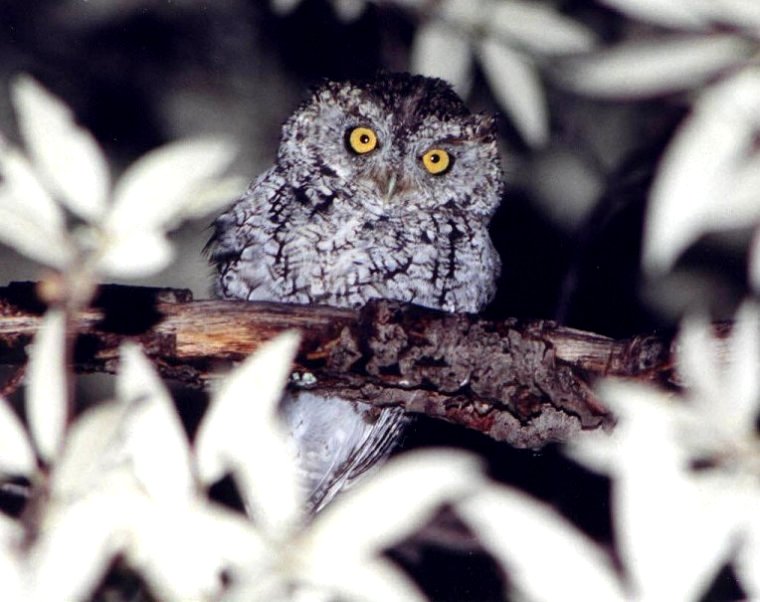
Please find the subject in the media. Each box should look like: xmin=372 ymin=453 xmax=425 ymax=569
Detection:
xmin=347 ymin=126 xmax=378 ymax=154
xmin=422 ymin=148 xmax=451 ymax=175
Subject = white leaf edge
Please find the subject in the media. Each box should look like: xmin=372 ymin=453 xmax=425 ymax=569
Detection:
xmin=303 ymin=449 xmax=483 ymax=574
xmin=0 ymin=529 xmax=22 ymax=601
xmin=107 ymin=137 xmax=237 ymax=235
xmin=0 ymin=143 xmax=65 ymax=235
xmin=325 ymin=557 xmax=426 ymax=602
xmin=410 ymin=20 xmax=474 ymax=98
xmin=589 ymin=381 xmax=737 ymax=600
xmin=28 ymin=493 xmax=126 ymax=602
xmin=116 ymin=343 xmax=195 ymax=504
xmin=598 ymin=0 xmax=709 ymax=28
xmin=735 ymin=499 xmax=760 ymax=598
xmin=270 ymin=0 xmax=301 ymax=15
xmin=616 ymin=446 xmax=738 ymax=600
xmin=703 ymin=0 xmax=760 ymax=29
xmin=174 ymin=175 xmax=247 ymax=222
xmin=478 ymin=39 xmax=548 ymax=147
xmin=566 ymin=34 xmax=751 ymax=99
xmin=12 ymin=75 xmax=109 ymax=222
xmin=49 ymin=400 xmax=130 ymax=500
xmin=721 ymin=302 xmax=760 ymax=432
xmin=96 ymin=229 xmax=174 ymax=279
xmin=487 ymin=0 xmax=597 ymax=55
xmin=124 ymin=500 xmax=235 ymax=602
xmin=195 ymin=331 xmax=302 ymax=535
xmin=0 ymin=146 xmax=72 ymax=268
xmin=0 ymin=206 xmax=72 ymax=269
xmin=459 ymin=483 xmax=625 ymax=601
xmin=676 ymin=312 xmax=723 ymax=407
xmin=0 ymin=395 xmax=35 ymax=478
xmin=26 ymin=309 xmax=67 ymax=463
xmin=332 ymin=0 xmax=367 ymax=22
xmin=644 ymin=67 xmax=760 ymax=274
xmin=750 ymin=230 xmax=760 ymax=293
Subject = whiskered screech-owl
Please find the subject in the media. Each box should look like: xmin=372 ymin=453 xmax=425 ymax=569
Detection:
xmin=209 ymin=72 xmax=504 ymax=512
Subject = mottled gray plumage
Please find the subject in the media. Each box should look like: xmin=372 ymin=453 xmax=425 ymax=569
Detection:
xmin=209 ymin=73 xmax=504 ymax=512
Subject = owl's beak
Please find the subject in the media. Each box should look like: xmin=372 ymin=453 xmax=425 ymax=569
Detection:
xmin=383 ymin=173 xmax=398 ymax=202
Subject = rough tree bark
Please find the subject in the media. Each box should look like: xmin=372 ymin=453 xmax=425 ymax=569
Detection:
xmin=0 ymin=282 xmax=679 ymax=449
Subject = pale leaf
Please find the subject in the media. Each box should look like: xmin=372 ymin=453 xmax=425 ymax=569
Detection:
xmin=644 ymin=67 xmax=760 ymax=273
xmin=12 ymin=75 xmax=109 ymax=221
xmin=0 ymin=498 xmax=24 ymax=600
xmin=116 ymin=343 xmax=194 ymax=503
xmin=696 ymin=0 xmax=760 ymax=29
xmin=389 ymin=0 xmax=425 ymax=6
xmin=192 ymin=503 xmax=268 ymax=571
xmin=459 ymin=484 xmax=625 ymax=601
xmin=222 ymin=576 xmax=292 ymax=602
xmin=0 ymin=146 xmax=72 ymax=267
xmin=28 ymin=494 xmax=127 ymax=602
xmin=26 ymin=309 xmax=67 ymax=463
xmin=597 ymin=0 xmax=709 ymax=28
xmin=719 ymin=302 xmax=760 ymax=436
xmin=0 ymin=205 xmax=73 ymax=268
xmin=97 ymin=229 xmax=174 ymax=278
xmin=0 ymin=144 xmax=65 ymax=235
xmin=195 ymin=331 xmax=302 ymax=535
xmin=725 ymin=154 xmax=760 ymax=224
xmin=50 ymin=401 xmax=130 ymax=500
xmin=175 ymin=175 xmax=246 ymax=221
xmin=0 ymin=395 xmax=35 ymax=477
xmin=438 ymin=0 xmax=485 ymax=29
xmin=324 ymin=558 xmax=426 ymax=602
xmin=569 ymin=380 xmax=685 ymax=484
xmin=332 ymin=0 xmax=366 ymax=22
xmin=617 ymin=455 xmax=737 ymax=599
xmin=0 ymin=509 xmax=23 ymax=546
xmin=591 ymin=380 xmax=685 ymax=462
xmin=478 ymin=39 xmax=548 ymax=146
xmin=410 ymin=21 xmax=473 ymax=97
xmin=108 ymin=137 xmax=236 ymax=234
xmin=751 ymin=231 xmax=760 ymax=293
xmin=0 ymin=539 xmax=22 ymax=602
xmin=594 ymin=381 xmax=737 ymax=600
xmin=565 ymin=429 xmax=620 ymax=474
xmin=567 ymin=34 xmax=752 ymax=99
xmin=736 ymin=504 xmax=760 ymax=598
xmin=270 ymin=0 xmax=301 ymax=15
xmin=676 ymin=312 xmax=723 ymax=407
xmin=125 ymin=500 xmax=242 ymax=602
xmin=488 ymin=0 xmax=597 ymax=55
xmin=304 ymin=449 xmax=483 ymax=572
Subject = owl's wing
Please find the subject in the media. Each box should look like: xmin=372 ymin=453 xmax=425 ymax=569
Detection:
xmin=207 ymin=167 xmax=289 ymax=300
xmin=281 ymin=391 xmax=408 ymax=513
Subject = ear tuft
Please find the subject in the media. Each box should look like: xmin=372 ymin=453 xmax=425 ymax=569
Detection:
xmin=473 ymin=112 xmax=498 ymax=141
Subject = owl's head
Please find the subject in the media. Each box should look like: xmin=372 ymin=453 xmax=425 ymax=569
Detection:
xmin=277 ymin=73 xmax=504 ymax=219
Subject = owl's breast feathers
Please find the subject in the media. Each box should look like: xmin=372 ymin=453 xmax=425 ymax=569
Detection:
xmin=210 ymin=166 xmax=500 ymax=313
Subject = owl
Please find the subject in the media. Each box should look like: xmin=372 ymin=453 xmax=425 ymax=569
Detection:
xmin=209 ymin=72 xmax=504 ymax=512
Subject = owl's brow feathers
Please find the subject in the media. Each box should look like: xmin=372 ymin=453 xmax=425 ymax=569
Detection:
xmin=315 ymin=73 xmax=480 ymax=128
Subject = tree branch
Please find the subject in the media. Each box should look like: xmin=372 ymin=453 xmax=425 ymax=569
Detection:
xmin=0 ymin=282 xmax=678 ymax=448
